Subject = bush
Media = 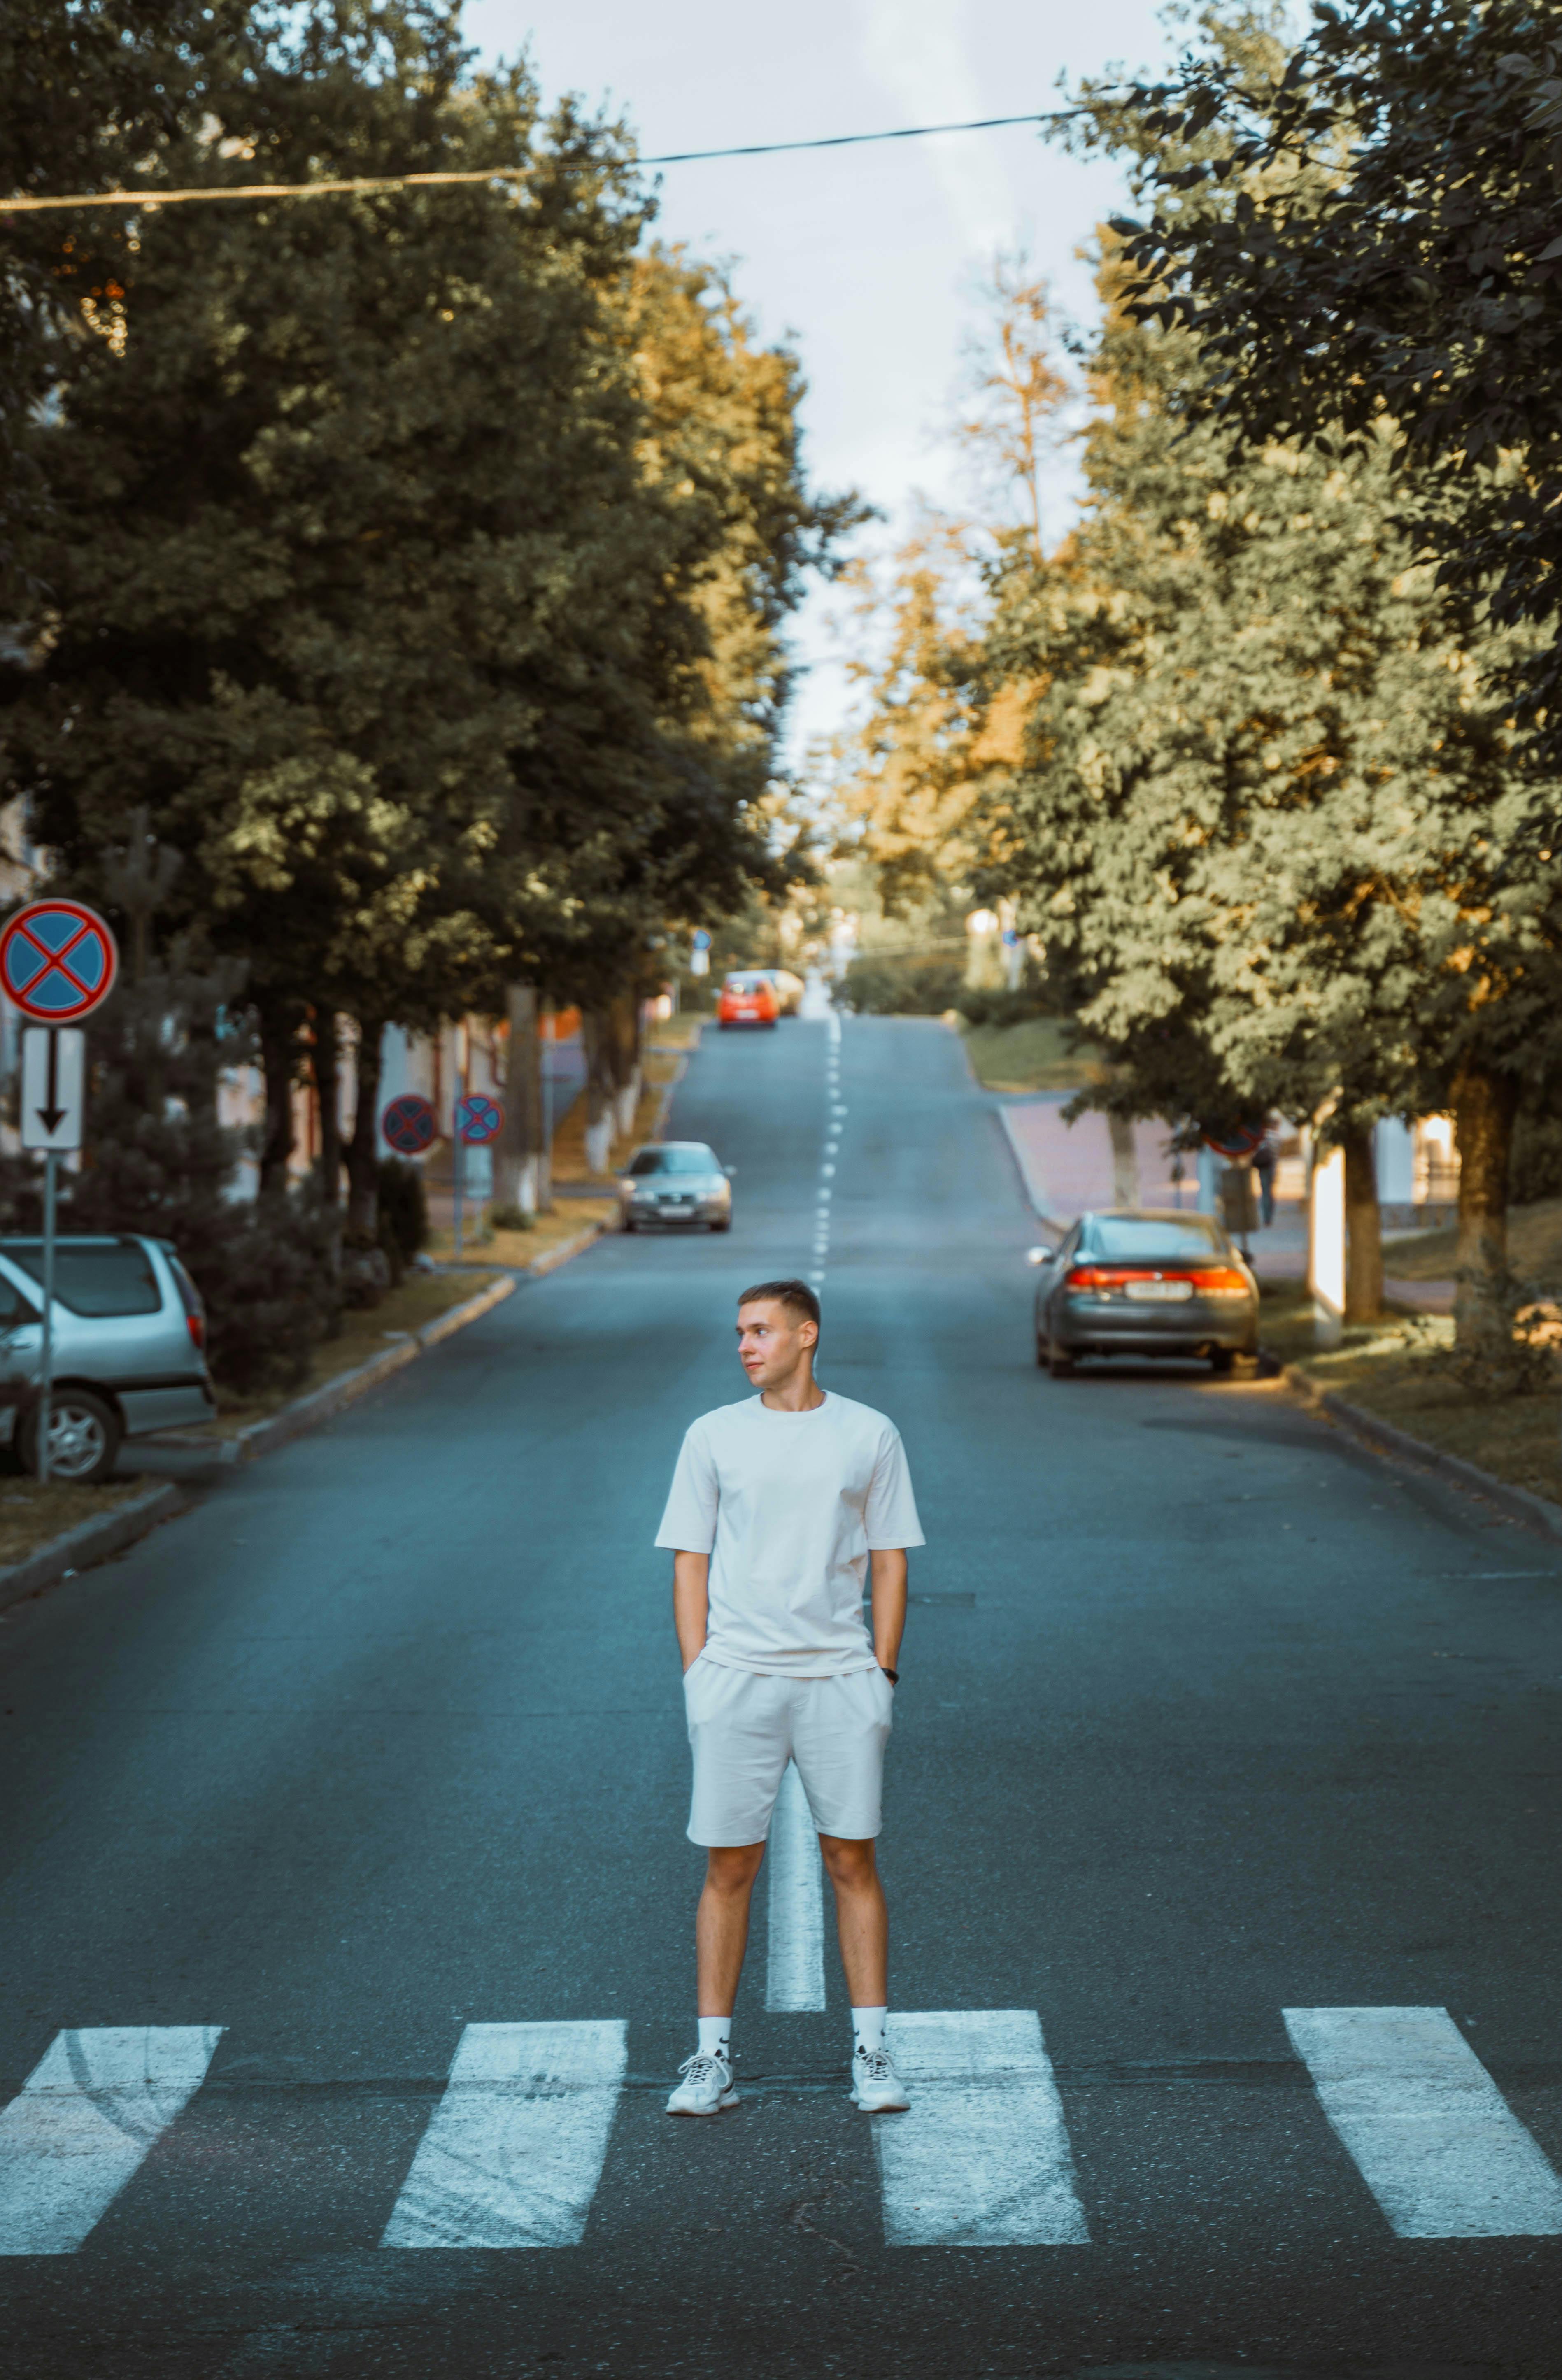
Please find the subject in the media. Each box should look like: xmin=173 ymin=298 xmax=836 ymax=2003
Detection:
xmin=201 ymin=1189 xmax=342 ymax=1393
xmin=377 ymin=1157 xmax=429 ymax=1281
xmin=833 ymin=954 xmax=967 ymax=1014
xmin=30 ymin=959 xmax=342 ymax=1396
xmin=955 ymin=985 xmax=1057 ymax=1030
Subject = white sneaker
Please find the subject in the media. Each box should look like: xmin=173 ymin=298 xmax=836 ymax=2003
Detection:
xmin=666 ymin=2051 xmax=739 ymax=2117
xmin=850 ymin=2044 xmax=910 ymax=2112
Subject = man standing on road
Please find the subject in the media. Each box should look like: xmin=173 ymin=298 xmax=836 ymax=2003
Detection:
xmin=655 ymin=1278 xmax=924 ymax=2119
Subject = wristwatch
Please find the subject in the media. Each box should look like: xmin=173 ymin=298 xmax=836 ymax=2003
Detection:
xmin=880 ymin=1666 xmax=898 ymax=1685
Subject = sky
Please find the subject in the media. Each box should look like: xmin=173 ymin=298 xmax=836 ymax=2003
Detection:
xmin=464 ymin=0 xmax=1187 ymax=765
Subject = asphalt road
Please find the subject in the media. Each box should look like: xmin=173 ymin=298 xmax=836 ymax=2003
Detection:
xmin=0 ymin=1015 xmax=1559 ymax=2380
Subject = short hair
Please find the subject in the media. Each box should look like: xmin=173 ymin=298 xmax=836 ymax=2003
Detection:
xmin=738 ymin=1277 xmax=820 ymax=1330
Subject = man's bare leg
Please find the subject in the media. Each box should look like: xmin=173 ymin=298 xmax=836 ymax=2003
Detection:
xmin=695 ymin=1842 xmax=766 ymax=2015
xmin=818 ymin=1834 xmax=887 ymax=2005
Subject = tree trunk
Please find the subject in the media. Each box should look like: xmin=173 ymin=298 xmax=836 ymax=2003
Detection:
xmin=312 ymin=1008 xmax=342 ymax=1210
xmin=611 ymin=990 xmax=642 ymax=1138
xmin=257 ymin=1005 xmax=298 ymax=1196
xmin=1451 ymin=1061 xmax=1518 ymax=1351
xmin=1108 ymin=1113 xmax=1139 ymax=1207
xmin=496 ymin=985 xmax=544 ymax=1214
xmin=580 ymin=1005 xmax=617 ymax=1177
xmin=345 ymin=1015 xmax=386 ymax=1237
xmin=1341 ymin=1123 xmax=1382 ymax=1324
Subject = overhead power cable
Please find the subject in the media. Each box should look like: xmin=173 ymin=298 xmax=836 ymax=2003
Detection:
xmin=0 ymin=109 xmax=1080 ymax=216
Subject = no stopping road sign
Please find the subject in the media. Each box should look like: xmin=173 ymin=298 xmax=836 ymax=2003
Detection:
xmin=381 ymin=1092 xmax=437 ymax=1155
xmin=0 ymin=900 xmax=118 ymax=1024
xmin=455 ymin=1092 xmax=503 ymax=1145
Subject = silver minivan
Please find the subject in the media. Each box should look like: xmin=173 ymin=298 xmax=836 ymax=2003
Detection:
xmin=0 ymin=1235 xmax=216 ymax=1482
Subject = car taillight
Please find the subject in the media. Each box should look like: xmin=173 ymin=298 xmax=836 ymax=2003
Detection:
xmin=1066 ymin=1266 xmax=1138 ymax=1291
xmin=1189 ymin=1268 xmax=1250 ymax=1297
xmin=186 ymin=1312 xmax=205 ymax=1351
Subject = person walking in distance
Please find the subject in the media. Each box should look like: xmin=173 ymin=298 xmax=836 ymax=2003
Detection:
xmin=656 ymin=1279 xmax=924 ymax=2118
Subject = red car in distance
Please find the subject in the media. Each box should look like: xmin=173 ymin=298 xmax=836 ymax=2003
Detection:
xmin=717 ymin=971 xmax=780 ymax=1029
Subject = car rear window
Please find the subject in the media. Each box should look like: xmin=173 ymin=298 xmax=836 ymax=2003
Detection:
xmin=628 ymin=1146 xmax=715 ymax=1176
xmin=0 ymin=1239 xmax=163 ymax=1316
xmin=1091 ymin=1217 xmax=1228 ymax=1260
xmin=724 ymin=975 xmax=767 ymax=992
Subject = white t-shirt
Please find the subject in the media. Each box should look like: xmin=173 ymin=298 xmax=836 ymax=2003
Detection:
xmin=655 ymin=1390 xmax=924 ymax=1675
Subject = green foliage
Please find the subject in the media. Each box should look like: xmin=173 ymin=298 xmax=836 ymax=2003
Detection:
xmin=980 ymin=251 xmax=1562 ymax=1131
xmin=1104 ymin=0 xmax=1562 ymax=738
xmin=1 ymin=5 xmax=851 ymax=1233
xmin=377 ymin=1158 xmax=430 ymax=1266
xmin=954 ymin=985 xmax=1055 ymax=1030
xmin=833 ymin=954 xmax=966 ymax=1015
xmin=44 ymin=955 xmax=339 ymax=1395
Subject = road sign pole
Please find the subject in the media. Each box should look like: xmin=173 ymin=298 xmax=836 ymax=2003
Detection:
xmin=453 ymin=1055 xmax=466 ymax=1263
xmin=38 ymin=1133 xmax=56 ymax=1486
xmin=542 ymin=1010 xmax=554 ymax=1212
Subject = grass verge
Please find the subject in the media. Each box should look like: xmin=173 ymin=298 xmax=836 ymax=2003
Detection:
xmin=212 ymin=1267 xmax=504 ymax=1435
xmin=957 ymin=1015 xmax=1103 ymax=1094
xmin=1258 ymin=1279 xmax=1562 ymax=1507
xmin=1384 ymin=1195 xmax=1562 ymax=1286
xmin=0 ymin=1475 xmax=158 ymax=1570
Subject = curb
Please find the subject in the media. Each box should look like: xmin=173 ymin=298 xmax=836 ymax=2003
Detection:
xmin=1279 ymin=1360 xmax=1562 ymax=1545
xmin=0 ymin=1273 xmax=526 ymax=1614
xmin=996 ymin=1105 xmax=1062 ymax=1242
xmin=226 ymin=1273 xmax=518 ymax=1462
xmin=0 ymin=1483 xmax=189 ymax=1617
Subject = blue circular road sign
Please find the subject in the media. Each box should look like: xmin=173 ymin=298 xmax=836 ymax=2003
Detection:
xmin=0 ymin=899 xmax=118 ymax=1024
xmin=381 ymin=1093 xmax=437 ymax=1156
xmin=455 ymin=1092 xmax=503 ymax=1145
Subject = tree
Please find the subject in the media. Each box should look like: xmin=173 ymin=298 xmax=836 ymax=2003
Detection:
xmin=827 ymin=263 xmax=1068 ymax=914
xmin=1101 ymin=0 xmax=1562 ymax=735
xmin=0 ymin=2 xmax=258 ymax=615
xmin=3 ymin=7 xmax=843 ymax=1243
xmin=977 ymin=245 xmax=1562 ymax=1343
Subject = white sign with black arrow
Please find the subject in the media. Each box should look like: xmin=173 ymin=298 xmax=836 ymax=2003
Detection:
xmin=21 ymin=1026 xmax=85 ymax=1153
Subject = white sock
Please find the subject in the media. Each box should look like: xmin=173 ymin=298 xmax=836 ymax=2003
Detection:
xmin=852 ymin=2005 xmax=887 ymax=2059
xmin=698 ymin=2016 xmax=731 ymax=2063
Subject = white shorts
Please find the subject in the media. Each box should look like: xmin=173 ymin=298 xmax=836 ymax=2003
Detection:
xmin=683 ymin=1659 xmax=894 ymax=1847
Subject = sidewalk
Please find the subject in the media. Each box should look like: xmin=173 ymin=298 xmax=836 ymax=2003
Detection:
xmin=998 ymin=1095 xmax=1308 ymax=1272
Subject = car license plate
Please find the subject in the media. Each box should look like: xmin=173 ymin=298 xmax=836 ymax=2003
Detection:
xmin=1126 ymin=1278 xmax=1193 ymax=1302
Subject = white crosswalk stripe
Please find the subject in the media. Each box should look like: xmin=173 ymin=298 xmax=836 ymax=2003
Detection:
xmin=380 ymin=2020 xmax=628 ymax=2250
xmin=766 ymin=1762 xmax=826 ymax=2011
xmin=1284 ymin=2005 xmax=1562 ymax=2238
xmin=4 ymin=2002 xmax=1560 ymax=2253
xmin=876 ymin=2009 xmax=1090 ymax=2248
xmin=0 ymin=2026 xmax=223 ymax=2255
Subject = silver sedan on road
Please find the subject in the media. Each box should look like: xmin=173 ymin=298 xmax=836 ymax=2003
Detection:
xmin=617 ymin=1142 xmax=734 ymax=1233
xmin=1031 ymin=1208 xmax=1259 ymax=1377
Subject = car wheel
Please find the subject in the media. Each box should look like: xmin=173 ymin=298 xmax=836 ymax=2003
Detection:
xmin=622 ymin=1217 xmax=636 ymax=1233
xmin=710 ymin=1218 xmax=731 ymax=1232
xmin=1048 ymin=1340 xmax=1075 ymax=1380
xmin=19 ymin=1389 xmax=121 ymax=1485
xmin=1208 ymin=1346 xmax=1236 ymax=1375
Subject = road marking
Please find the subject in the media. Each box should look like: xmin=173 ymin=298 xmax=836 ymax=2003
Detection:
xmin=766 ymin=1762 xmax=826 ymax=2011
xmin=382 ymin=2020 xmax=627 ymax=2249
xmin=0 ymin=2025 xmax=223 ymax=2254
xmin=876 ymin=2010 xmax=1090 ymax=2247
xmin=1283 ymin=2005 xmax=1562 ymax=2238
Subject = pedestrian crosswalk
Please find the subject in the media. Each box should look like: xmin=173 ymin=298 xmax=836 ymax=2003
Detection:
xmin=1 ymin=2005 xmax=1557 ymax=2257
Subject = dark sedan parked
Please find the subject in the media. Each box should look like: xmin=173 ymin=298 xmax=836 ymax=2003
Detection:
xmin=1031 ymin=1209 xmax=1259 ymax=1378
